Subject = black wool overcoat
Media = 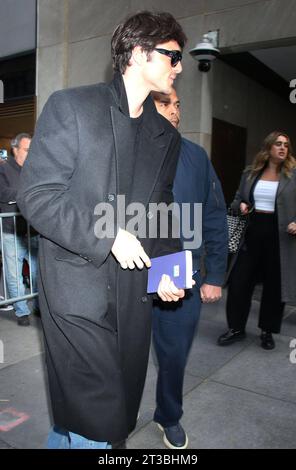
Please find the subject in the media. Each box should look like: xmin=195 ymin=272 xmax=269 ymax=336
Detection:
xmin=17 ymin=73 xmax=181 ymax=442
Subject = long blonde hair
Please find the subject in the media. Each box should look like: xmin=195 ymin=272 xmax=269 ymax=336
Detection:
xmin=248 ymin=131 xmax=296 ymax=178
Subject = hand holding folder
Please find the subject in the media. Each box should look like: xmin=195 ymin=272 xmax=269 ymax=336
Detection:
xmin=147 ymin=250 xmax=194 ymax=294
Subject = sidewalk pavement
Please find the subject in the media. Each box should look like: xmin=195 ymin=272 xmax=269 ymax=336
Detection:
xmin=0 ymin=291 xmax=295 ymax=449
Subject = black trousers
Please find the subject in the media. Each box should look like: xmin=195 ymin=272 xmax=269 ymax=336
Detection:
xmin=226 ymin=212 xmax=285 ymax=333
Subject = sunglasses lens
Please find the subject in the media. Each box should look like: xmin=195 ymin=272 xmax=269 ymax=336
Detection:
xmin=154 ymin=48 xmax=182 ymax=67
xmin=171 ymin=52 xmax=182 ymax=67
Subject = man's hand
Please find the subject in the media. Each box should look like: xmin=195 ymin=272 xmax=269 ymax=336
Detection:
xmin=200 ymin=284 xmax=222 ymax=303
xmin=157 ymin=274 xmax=185 ymax=302
xmin=240 ymin=202 xmax=250 ymax=215
xmin=111 ymin=228 xmax=151 ymax=270
xmin=287 ymin=221 xmax=296 ymax=235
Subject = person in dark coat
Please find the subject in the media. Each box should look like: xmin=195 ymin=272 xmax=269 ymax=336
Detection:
xmin=17 ymin=11 xmax=189 ymax=449
xmin=218 ymin=131 xmax=296 ymax=350
xmin=152 ymin=89 xmax=228 ymax=449
xmin=0 ymin=133 xmax=39 ymax=325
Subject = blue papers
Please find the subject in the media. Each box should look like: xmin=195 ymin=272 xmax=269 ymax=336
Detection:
xmin=147 ymin=250 xmax=193 ymax=293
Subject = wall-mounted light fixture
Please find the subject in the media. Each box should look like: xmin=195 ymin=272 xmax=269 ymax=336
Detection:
xmin=189 ymin=31 xmax=220 ymax=72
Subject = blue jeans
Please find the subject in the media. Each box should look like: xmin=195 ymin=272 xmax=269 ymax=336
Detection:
xmin=152 ymin=279 xmax=201 ymax=427
xmin=47 ymin=426 xmax=112 ymax=449
xmin=2 ymin=233 xmax=39 ymax=317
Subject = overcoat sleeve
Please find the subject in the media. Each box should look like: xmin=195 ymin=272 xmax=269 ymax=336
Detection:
xmin=17 ymin=91 xmax=114 ymax=269
xmin=203 ymin=161 xmax=228 ymax=286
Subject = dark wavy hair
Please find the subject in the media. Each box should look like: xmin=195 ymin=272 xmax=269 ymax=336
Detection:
xmin=248 ymin=131 xmax=296 ymax=178
xmin=111 ymin=11 xmax=187 ymax=74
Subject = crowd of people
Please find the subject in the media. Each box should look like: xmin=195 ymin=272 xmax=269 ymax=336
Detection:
xmin=0 ymin=10 xmax=295 ymax=450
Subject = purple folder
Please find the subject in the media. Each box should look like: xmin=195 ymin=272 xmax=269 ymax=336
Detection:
xmin=147 ymin=250 xmax=193 ymax=294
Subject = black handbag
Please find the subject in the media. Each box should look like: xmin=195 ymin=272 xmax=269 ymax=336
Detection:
xmin=227 ymin=211 xmax=249 ymax=254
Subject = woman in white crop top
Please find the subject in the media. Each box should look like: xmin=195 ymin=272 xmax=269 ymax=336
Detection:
xmin=218 ymin=131 xmax=296 ymax=350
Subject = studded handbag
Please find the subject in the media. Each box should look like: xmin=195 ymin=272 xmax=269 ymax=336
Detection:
xmin=227 ymin=211 xmax=249 ymax=254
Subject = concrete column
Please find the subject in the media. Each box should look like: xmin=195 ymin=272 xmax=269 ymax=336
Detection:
xmin=198 ymin=69 xmax=214 ymax=156
xmin=36 ymin=0 xmax=70 ymax=114
xmin=62 ymin=0 xmax=69 ymax=90
xmin=180 ymin=66 xmax=214 ymax=157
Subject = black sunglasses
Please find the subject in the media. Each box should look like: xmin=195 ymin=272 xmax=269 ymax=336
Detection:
xmin=154 ymin=48 xmax=182 ymax=67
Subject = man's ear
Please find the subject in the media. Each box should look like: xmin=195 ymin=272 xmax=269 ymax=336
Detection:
xmin=131 ymin=46 xmax=149 ymax=67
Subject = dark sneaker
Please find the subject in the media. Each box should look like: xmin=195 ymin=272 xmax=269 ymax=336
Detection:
xmin=260 ymin=331 xmax=275 ymax=350
xmin=217 ymin=328 xmax=246 ymax=346
xmin=17 ymin=315 xmax=30 ymax=326
xmin=157 ymin=423 xmax=188 ymax=449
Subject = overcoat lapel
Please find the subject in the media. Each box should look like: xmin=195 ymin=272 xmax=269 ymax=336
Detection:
xmin=244 ymin=173 xmax=257 ymax=203
xmin=109 ymin=74 xmax=173 ymax=210
xmin=277 ymin=172 xmax=290 ymax=197
xmin=246 ymin=171 xmax=290 ymax=200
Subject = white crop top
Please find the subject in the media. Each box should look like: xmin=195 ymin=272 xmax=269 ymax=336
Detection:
xmin=253 ymin=180 xmax=279 ymax=212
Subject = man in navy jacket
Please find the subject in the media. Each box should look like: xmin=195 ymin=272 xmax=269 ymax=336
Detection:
xmin=152 ymin=89 xmax=228 ymax=449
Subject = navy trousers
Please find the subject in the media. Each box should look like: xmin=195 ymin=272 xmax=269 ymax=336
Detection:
xmin=152 ymin=281 xmax=201 ymax=427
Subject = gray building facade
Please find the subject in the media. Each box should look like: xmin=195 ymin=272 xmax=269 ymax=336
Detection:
xmin=1 ymin=0 xmax=296 ymax=200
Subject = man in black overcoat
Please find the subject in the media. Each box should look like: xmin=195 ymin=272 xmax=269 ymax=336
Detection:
xmin=17 ymin=11 xmax=188 ymax=448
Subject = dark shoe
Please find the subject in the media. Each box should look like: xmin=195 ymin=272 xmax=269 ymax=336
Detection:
xmin=156 ymin=422 xmax=188 ymax=449
xmin=217 ymin=328 xmax=246 ymax=346
xmin=260 ymin=331 xmax=275 ymax=350
xmin=17 ymin=315 xmax=30 ymax=326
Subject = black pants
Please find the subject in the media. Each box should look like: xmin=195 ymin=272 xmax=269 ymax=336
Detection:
xmin=226 ymin=212 xmax=285 ymax=333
